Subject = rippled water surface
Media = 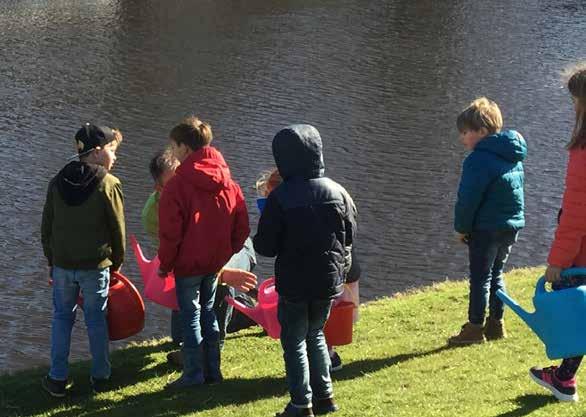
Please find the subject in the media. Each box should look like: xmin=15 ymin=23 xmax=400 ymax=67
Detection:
xmin=1 ymin=0 xmax=585 ymax=373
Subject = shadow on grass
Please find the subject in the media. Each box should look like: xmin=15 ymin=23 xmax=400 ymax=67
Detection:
xmin=0 ymin=338 xmax=288 ymax=417
xmin=225 ymin=328 xmax=266 ymax=340
xmin=496 ymin=394 xmax=556 ymax=417
xmin=0 ymin=342 xmax=455 ymax=417
xmin=334 ymin=345 xmax=452 ymax=381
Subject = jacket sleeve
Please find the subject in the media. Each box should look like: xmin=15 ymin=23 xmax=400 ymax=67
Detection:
xmin=548 ymin=149 xmax=586 ymax=268
xmin=454 ymin=153 xmax=493 ymax=234
xmin=41 ymin=180 xmax=54 ymax=266
xmin=253 ymin=192 xmax=283 ymax=258
xmin=231 ymin=185 xmax=250 ymax=254
xmin=158 ymin=181 xmax=184 ymax=273
xmin=342 ymin=188 xmax=357 ymax=275
xmin=141 ymin=192 xmax=159 ymax=246
xmin=104 ymin=178 xmax=126 ymax=271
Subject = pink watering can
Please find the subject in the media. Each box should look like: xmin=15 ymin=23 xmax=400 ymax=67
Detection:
xmin=130 ymin=235 xmax=179 ymax=310
xmin=226 ymin=278 xmax=355 ymax=345
xmin=226 ymin=278 xmax=281 ymax=338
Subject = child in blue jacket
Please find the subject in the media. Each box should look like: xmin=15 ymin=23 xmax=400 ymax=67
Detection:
xmin=449 ymin=97 xmax=527 ymax=346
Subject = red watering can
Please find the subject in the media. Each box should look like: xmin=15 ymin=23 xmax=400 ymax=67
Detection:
xmin=105 ymin=272 xmax=145 ymax=341
xmin=49 ymin=271 xmax=145 ymax=341
xmin=130 ymin=235 xmax=179 ymax=310
xmin=225 ymin=278 xmax=354 ymax=345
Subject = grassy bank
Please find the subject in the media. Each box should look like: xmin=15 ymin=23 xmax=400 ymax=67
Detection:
xmin=0 ymin=267 xmax=583 ymax=416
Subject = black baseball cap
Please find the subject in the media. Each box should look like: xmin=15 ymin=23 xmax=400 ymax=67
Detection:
xmin=74 ymin=123 xmax=116 ymax=157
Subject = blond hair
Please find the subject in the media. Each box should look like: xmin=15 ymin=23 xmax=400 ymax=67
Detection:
xmin=111 ymin=128 xmax=123 ymax=145
xmin=255 ymin=168 xmax=282 ymax=197
xmin=563 ymin=62 xmax=586 ymax=149
xmin=456 ymin=97 xmax=503 ymax=134
xmin=169 ymin=116 xmax=213 ymax=151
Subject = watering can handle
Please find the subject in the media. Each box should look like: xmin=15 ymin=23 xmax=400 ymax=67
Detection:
xmin=535 ymin=277 xmax=547 ymax=296
xmin=561 ymin=267 xmax=586 ymax=278
xmin=535 ymin=267 xmax=586 ymax=296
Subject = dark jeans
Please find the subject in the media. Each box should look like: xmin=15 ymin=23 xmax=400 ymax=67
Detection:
xmin=467 ymin=230 xmax=518 ymax=325
xmin=171 ymin=285 xmax=234 ymax=349
xmin=175 ymin=273 xmax=220 ymax=383
xmin=278 ymin=297 xmax=333 ymax=408
xmin=170 ymin=237 xmax=256 ymax=347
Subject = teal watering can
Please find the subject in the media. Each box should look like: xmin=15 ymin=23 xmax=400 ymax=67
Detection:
xmin=497 ymin=267 xmax=586 ymax=360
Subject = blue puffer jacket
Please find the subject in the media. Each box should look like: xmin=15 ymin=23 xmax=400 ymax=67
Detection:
xmin=454 ymin=130 xmax=526 ymax=234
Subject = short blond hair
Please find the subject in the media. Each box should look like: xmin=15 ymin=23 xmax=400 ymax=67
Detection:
xmin=111 ymin=128 xmax=123 ymax=145
xmin=255 ymin=168 xmax=282 ymax=197
xmin=456 ymin=97 xmax=503 ymax=134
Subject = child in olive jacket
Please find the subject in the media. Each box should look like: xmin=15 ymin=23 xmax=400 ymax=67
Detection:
xmin=41 ymin=123 xmax=125 ymax=397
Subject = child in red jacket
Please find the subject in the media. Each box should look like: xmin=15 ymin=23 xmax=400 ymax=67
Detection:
xmin=157 ymin=116 xmax=250 ymax=389
xmin=529 ymin=64 xmax=586 ymax=402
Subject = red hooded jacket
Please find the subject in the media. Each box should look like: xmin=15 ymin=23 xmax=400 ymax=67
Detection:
xmin=548 ymin=147 xmax=586 ymax=268
xmin=158 ymin=146 xmax=250 ymax=278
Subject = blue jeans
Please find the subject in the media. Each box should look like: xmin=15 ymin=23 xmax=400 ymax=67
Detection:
xmin=467 ymin=230 xmax=518 ymax=325
xmin=175 ymin=273 xmax=220 ymax=383
xmin=170 ymin=239 xmax=256 ymax=348
xmin=278 ymin=297 xmax=333 ymax=408
xmin=49 ymin=267 xmax=110 ymax=380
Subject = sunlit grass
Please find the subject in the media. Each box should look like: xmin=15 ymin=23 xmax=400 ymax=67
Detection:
xmin=1 ymin=267 xmax=583 ymax=416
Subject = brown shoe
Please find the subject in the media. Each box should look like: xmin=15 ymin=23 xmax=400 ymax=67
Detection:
xmin=448 ymin=322 xmax=486 ymax=346
xmin=484 ymin=318 xmax=507 ymax=341
xmin=313 ymin=397 xmax=339 ymax=415
xmin=166 ymin=350 xmax=183 ymax=368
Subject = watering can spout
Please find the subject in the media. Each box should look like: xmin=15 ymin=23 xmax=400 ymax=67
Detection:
xmin=130 ymin=235 xmax=149 ymax=265
xmin=130 ymin=235 xmax=154 ymax=284
xmin=496 ymin=289 xmax=536 ymax=330
xmin=225 ymin=295 xmax=267 ymax=329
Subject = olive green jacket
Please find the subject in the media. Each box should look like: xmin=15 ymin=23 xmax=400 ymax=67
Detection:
xmin=41 ymin=170 xmax=125 ymax=270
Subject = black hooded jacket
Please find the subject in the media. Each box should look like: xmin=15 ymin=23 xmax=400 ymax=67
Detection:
xmin=253 ymin=125 xmax=357 ymax=300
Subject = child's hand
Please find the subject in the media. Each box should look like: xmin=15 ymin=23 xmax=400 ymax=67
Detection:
xmin=545 ymin=265 xmax=562 ymax=283
xmin=219 ymin=268 xmax=257 ymax=292
xmin=456 ymin=233 xmax=469 ymax=244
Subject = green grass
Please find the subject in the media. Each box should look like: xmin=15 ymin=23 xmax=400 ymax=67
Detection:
xmin=1 ymin=266 xmax=583 ymax=416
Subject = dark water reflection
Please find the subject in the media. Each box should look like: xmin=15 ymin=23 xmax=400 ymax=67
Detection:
xmin=0 ymin=0 xmax=585 ymax=373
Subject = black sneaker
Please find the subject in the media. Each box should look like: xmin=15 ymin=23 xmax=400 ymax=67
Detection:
xmin=329 ymin=351 xmax=343 ymax=372
xmin=275 ymin=403 xmax=314 ymax=417
xmin=313 ymin=397 xmax=339 ymax=415
xmin=90 ymin=376 xmax=111 ymax=394
xmin=529 ymin=366 xmax=578 ymax=402
xmin=41 ymin=375 xmax=67 ymax=398
xmin=166 ymin=350 xmax=183 ymax=368
xmin=164 ymin=375 xmax=204 ymax=390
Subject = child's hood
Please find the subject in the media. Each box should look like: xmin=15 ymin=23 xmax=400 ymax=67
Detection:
xmin=55 ymin=161 xmax=107 ymax=206
xmin=272 ymin=124 xmax=325 ymax=180
xmin=175 ymin=146 xmax=233 ymax=191
xmin=475 ymin=130 xmax=527 ymax=163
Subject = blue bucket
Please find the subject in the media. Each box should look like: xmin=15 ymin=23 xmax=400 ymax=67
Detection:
xmin=497 ymin=268 xmax=586 ymax=360
xmin=256 ymin=197 xmax=267 ymax=214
